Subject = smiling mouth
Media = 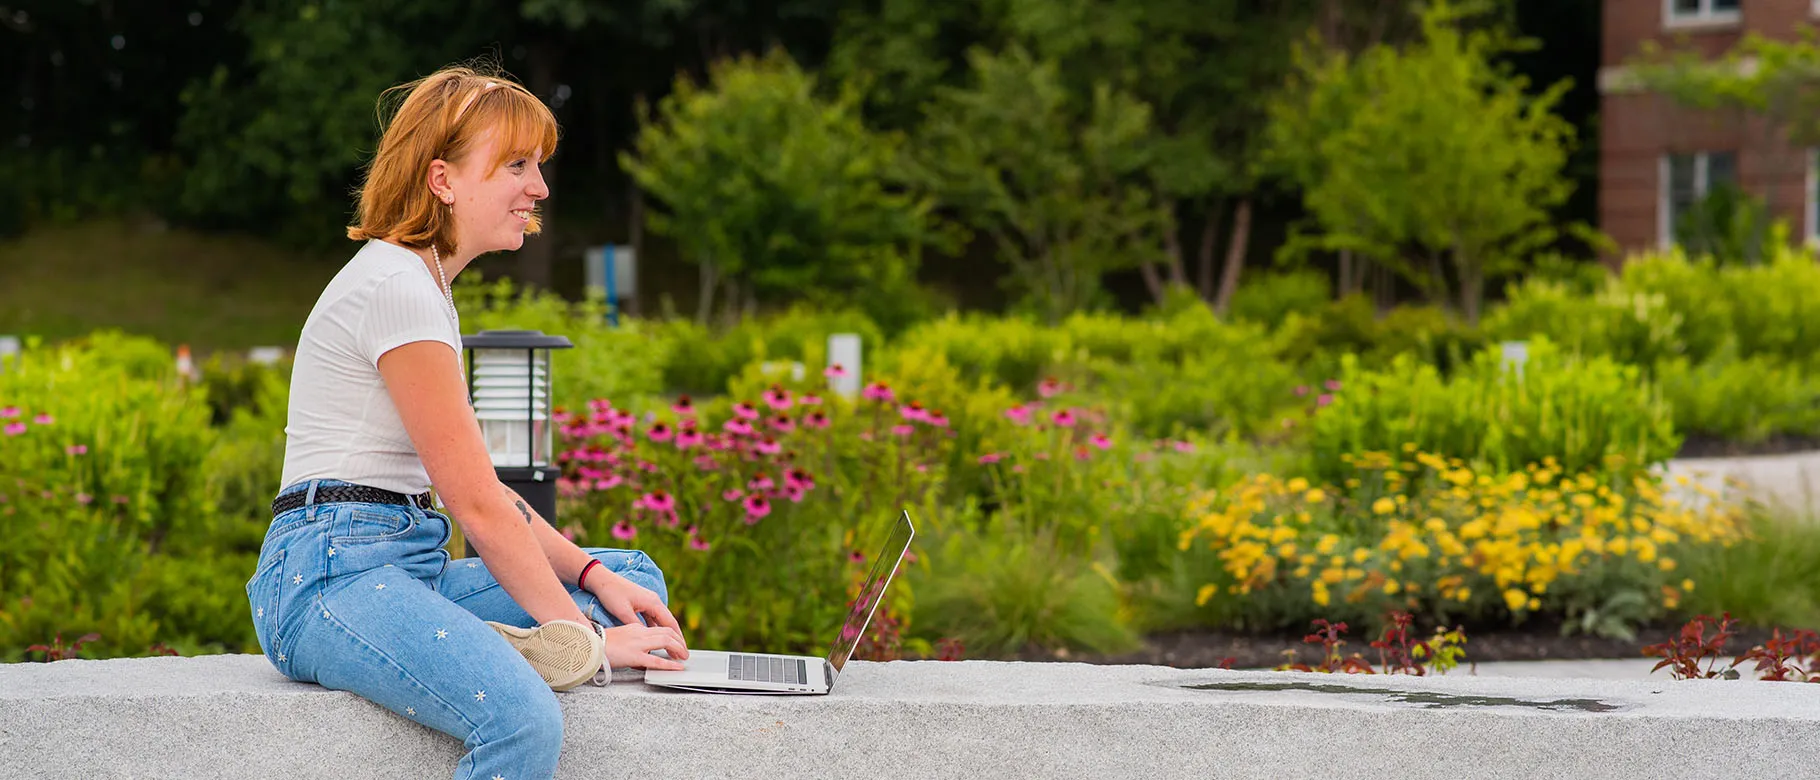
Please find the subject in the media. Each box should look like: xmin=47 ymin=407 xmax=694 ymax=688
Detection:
xmin=511 ymin=209 xmax=532 ymax=222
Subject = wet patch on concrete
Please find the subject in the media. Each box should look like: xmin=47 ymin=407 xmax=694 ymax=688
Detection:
xmin=1178 ymin=680 xmax=1624 ymax=713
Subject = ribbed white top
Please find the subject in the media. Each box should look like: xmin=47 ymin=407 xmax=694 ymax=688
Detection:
xmin=279 ymin=239 xmax=463 ymax=496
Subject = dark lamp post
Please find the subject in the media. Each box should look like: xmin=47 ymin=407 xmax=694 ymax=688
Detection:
xmin=462 ymin=330 xmax=572 ymax=547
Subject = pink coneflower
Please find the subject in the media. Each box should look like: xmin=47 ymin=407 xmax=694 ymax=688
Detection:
xmin=724 ymin=419 xmax=754 ymax=436
xmin=784 ymin=468 xmax=814 ymax=491
xmin=914 ymin=463 xmax=929 ymax=473
xmin=612 ymin=521 xmax=637 ymax=540
xmin=3 ymin=423 xmax=23 ymax=437
xmin=671 ymin=395 xmax=695 ymax=416
xmin=1294 ymin=385 xmax=1310 ymax=397
xmin=848 ymin=550 xmax=865 ymax=563
xmin=0 ymin=406 xmax=17 ymax=419
xmin=769 ymin=415 xmax=795 ymax=434
xmin=862 ymin=382 xmax=895 ymax=402
xmin=744 ymin=495 xmax=771 ymax=522
xmin=636 ymin=491 xmax=675 ymax=513
xmin=891 ymin=424 xmax=915 ymax=438
xmin=647 ymin=422 xmax=674 ymax=442
xmin=1038 ymin=377 xmax=1064 ymax=398
xmin=1005 ymin=405 xmax=1033 ymax=425
xmin=1324 ymin=379 xmax=1342 ymax=392
xmin=588 ymin=399 xmax=613 ymax=414
xmin=1074 ymin=446 xmax=1091 ymax=461
xmin=748 ymin=473 xmax=775 ymax=492
xmin=799 ymin=394 xmax=823 ymax=406
xmin=676 ymin=429 xmax=704 ymax=450
xmin=803 ymin=411 xmax=830 ymax=430
xmin=899 ymin=402 xmax=929 ymax=423
xmin=1172 ymin=440 xmax=1196 ymax=454
xmin=75 ymin=493 xmax=93 ymax=505
xmin=977 ymin=452 xmax=1004 ymax=465
xmin=31 ymin=414 xmax=51 ymax=426
xmin=66 ymin=444 xmax=88 ymax=455
xmin=553 ymin=408 xmax=573 ymax=424
xmin=723 ymin=488 xmax=745 ymax=502
xmin=559 ymin=523 xmax=582 ymax=542
xmin=733 ymin=402 xmax=760 ymax=420
xmin=825 ymin=363 xmax=849 ymax=379
xmin=783 ymin=484 xmax=805 ymax=503
xmin=577 ymin=465 xmax=605 ymax=481
xmin=1034 ymin=451 xmax=1050 ymax=460
xmin=754 ymin=437 xmax=781 ymax=455
xmin=1317 ymin=393 xmax=1333 ymax=408
xmin=594 ymin=474 xmax=623 ymax=491
xmin=763 ymin=386 xmax=792 ymax=410
xmin=688 ymin=534 xmax=711 ymax=551
xmin=1052 ymin=409 xmax=1077 ymax=428
xmin=927 ymin=411 xmax=949 ymax=428
xmin=557 ymin=478 xmax=584 ymax=498
xmin=1089 ymin=433 xmax=1112 ymax=450
xmin=693 ymin=454 xmax=720 ymax=471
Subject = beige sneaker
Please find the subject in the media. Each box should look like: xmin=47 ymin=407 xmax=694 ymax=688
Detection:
xmin=485 ymin=619 xmax=606 ymax=692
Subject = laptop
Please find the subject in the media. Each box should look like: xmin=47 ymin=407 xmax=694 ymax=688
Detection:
xmin=643 ymin=510 xmax=915 ymax=695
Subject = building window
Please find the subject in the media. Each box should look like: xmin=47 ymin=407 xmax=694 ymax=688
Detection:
xmin=1661 ymin=151 xmax=1739 ymax=248
xmin=1666 ymin=0 xmax=1741 ymax=26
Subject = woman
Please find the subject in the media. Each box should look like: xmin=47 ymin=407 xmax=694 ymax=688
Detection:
xmin=246 ymin=65 xmax=689 ymax=778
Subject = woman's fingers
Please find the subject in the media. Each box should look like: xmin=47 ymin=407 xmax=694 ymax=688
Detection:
xmin=604 ymin=624 xmax=689 ymax=669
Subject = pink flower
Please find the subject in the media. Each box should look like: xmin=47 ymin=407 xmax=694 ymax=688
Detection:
xmin=1317 ymin=393 xmax=1333 ymax=408
xmin=611 ymin=521 xmax=637 ymax=540
xmin=676 ymin=429 xmax=704 ymax=450
xmin=799 ymin=394 xmax=823 ymax=406
xmin=1294 ymin=385 xmax=1310 ymax=397
xmin=559 ymin=523 xmax=582 ymax=542
xmin=724 ymin=419 xmax=754 ymax=436
xmin=784 ymin=468 xmax=815 ymax=491
xmin=927 ymin=411 xmax=949 ymax=428
xmin=1074 ymin=446 xmax=1091 ymax=461
xmin=595 ymin=474 xmax=624 ymax=491
xmin=1052 ymin=409 xmax=1077 ymax=428
xmin=2 ymin=423 xmax=23 ymax=437
xmin=647 ymin=422 xmax=674 ymax=442
xmin=803 ymin=411 xmax=830 ymax=430
xmin=744 ymin=495 xmax=771 ymax=522
xmin=688 ymin=534 xmax=711 ymax=551
xmin=636 ymin=490 xmax=675 ymax=513
xmin=723 ymin=488 xmax=745 ymax=502
xmin=1324 ymin=379 xmax=1342 ymax=392
xmin=977 ymin=452 xmax=1004 ymax=465
xmin=1005 ymin=405 xmax=1033 ymax=425
xmin=75 ymin=493 xmax=93 ymax=505
xmin=112 ymin=495 xmax=129 ymax=505
xmin=899 ymin=402 xmax=929 ymax=423
xmin=763 ymin=386 xmax=793 ymax=410
xmin=769 ymin=415 xmax=795 ymax=434
xmin=862 ymin=382 xmax=895 ymax=402
xmin=671 ymin=395 xmax=696 ymax=416
xmin=553 ymin=408 xmax=573 ymax=424
xmin=0 ymin=407 xmax=17 ymax=419
xmin=1089 ymin=433 xmax=1112 ymax=450
xmin=693 ymin=454 xmax=720 ymax=471
xmin=849 ymin=550 xmax=865 ymax=564
xmin=1038 ymin=377 xmax=1065 ymax=398
xmin=733 ymin=402 xmax=760 ymax=420
xmin=588 ymin=399 xmax=613 ymax=414
xmin=891 ymin=424 xmax=915 ymax=438
xmin=825 ymin=364 xmax=849 ymax=379
xmin=30 ymin=414 xmax=51 ymax=426
xmin=783 ymin=484 xmax=805 ymax=503
xmin=754 ymin=438 xmax=781 ymax=455
xmin=1172 ymin=440 xmax=1197 ymax=453
xmin=748 ymin=473 xmax=775 ymax=492
xmin=66 ymin=444 xmax=89 ymax=456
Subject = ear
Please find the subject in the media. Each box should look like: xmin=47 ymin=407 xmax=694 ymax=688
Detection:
xmin=426 ymin=159 xmax=454 ymax=204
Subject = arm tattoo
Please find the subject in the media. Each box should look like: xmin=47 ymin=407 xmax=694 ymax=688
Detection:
xmin=515 ymin=499 xmax=533 ymax=525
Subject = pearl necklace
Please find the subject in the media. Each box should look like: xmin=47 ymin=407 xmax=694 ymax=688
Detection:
xmin=430 ymin=244 xmax=457 ymax=320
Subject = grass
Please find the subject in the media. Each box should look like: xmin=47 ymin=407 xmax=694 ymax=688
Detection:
xmin=1679 ymin=502 xmax=1820 ymax=630
xmin=0 ymin=219 xmax=339 ymax=355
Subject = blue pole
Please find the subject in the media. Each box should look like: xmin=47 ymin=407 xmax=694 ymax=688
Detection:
xmin=604 ymin=244 xmax=619 ymax=327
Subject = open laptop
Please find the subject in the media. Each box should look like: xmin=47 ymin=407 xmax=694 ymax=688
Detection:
xmin=643 ymin=510 xmax=915 ymax=695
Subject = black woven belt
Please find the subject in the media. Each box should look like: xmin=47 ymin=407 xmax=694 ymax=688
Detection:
xmin=271 ymin=484 xmax=434 ymax=516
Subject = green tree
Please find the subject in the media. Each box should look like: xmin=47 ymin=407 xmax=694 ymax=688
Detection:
xmin=621 ymin=50 xmax=938 ymax=326
xmin=912 ymin=45 xmax=1164 ymax=323
xmin=1262 ymin=0 xmax=1577 ymax=324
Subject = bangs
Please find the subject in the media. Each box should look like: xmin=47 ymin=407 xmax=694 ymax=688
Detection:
xmin=465 ymin=87 xmax=560 ymax=169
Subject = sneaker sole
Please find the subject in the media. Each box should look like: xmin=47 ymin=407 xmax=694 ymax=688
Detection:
xmin=486 ymin=620 xmax=604 ymax=692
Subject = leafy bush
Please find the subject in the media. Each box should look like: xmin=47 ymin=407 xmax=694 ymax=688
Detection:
xmin=1654 ymin=354 xmax=1820 ymax=445
xmin=1178 ymin=451 xmax=1745 ymax=638
xmin=1229 ymin=268 xmax=1332 ymax=328
xmin=455 ymin=275 xmax=669 ymax=415
xmin=656 ymin=305 xmax=886 ymax=398
xmin=1309 ymin=339 xmax=1681 ymax=483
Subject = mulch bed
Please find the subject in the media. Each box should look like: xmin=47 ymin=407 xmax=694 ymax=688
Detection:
xmin=1020 ymin=622 xmax=1789 ymax=670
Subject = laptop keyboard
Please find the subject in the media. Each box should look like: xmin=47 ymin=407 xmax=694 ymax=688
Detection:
xmin=727 ymin=654 xmax=808 ymax=684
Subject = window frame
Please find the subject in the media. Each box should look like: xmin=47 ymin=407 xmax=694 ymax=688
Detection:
xmin=1659 ymin=151 xmax=1738 ymax=249
xmin=1664 ymin=0 xmax=1741 ymax=28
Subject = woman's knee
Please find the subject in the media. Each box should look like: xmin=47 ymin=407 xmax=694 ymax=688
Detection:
xmin=492 ymin=689 xmax=566 ymax=759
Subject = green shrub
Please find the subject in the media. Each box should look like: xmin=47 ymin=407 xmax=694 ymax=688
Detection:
xmin=1309 ymin=339 xmax=1681 ymax=483
xmin=1229 ymin=268 xmax=1332 ymax=328
xmin=654 ymin=305 xmax=886 ymax=397
xmin=456 ymin=275 xmax=669 ymax=414
xmin=1654 ymin=354 xmax=1820 ymax=445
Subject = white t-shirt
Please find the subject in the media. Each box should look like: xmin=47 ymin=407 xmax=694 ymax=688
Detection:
xmin=279 ymin=239 xmax=464 ymax=496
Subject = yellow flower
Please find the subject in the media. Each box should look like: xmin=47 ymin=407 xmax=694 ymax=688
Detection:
xmin=1658 ymin=557 xmax=1676 ymax=572
xmin=1196 ymin=584 xmax=1217 ymax=606
xmin=1305 ymin=489 xmax=1327 ymax=503
xmin=1311 ymin=582 xmax=1331 ymax=607
xmin=1372 ymin=497 xmax=1397 ymax=515
xmin=1316 ymin=535 xmax=1339 ymax=555
xmin=1351 ymin=548 xmax=1372 ymax=563
xmin=1527 ymin=597 xmax=1541 ymax=611
xmin=1286 ymin=477 xmax=1310 ymax=493
xmin=1383 ymin=580 xmax=1401 ymax=595
xmin=1277 ymin=543 xmax=1298 ymax=558
xmin=1682 ymin=578 xmax=1695 ymax=592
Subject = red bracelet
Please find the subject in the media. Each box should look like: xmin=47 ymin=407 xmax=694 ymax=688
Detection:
xmin=576 ymin=559 xmax=603 ymax=590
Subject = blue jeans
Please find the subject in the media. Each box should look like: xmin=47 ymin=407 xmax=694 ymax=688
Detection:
xmin=246 ymin=479 xmax=670 ymax=780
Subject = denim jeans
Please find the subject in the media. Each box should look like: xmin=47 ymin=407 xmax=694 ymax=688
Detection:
xmin=246 ymin=479 xmax=670 ymax=780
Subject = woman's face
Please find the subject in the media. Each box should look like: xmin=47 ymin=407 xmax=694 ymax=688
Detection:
xmin=440 ymin=129 xmax=548 ymax=257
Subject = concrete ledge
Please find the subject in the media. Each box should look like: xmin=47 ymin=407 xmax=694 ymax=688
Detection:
xmin=3 ymin=654 xmax=1817 ymax=779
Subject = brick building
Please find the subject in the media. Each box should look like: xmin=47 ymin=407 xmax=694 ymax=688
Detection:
xmin=1599 ymin=0 xmax=1820 ymax=257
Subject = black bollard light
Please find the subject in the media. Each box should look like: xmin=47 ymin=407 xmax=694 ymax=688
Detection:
xmin=462 ymin=329 xmax=574 ymax=556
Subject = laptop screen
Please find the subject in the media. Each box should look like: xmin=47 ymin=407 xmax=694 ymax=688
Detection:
xmin=826 ymin=511 xmax=916 ymax=673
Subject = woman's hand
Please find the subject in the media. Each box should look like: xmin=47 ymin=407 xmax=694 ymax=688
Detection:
xmin=599 ymin=623 xmax=689 ymax=671
xmin=585 ymin=570 xmax=689 ymax=655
